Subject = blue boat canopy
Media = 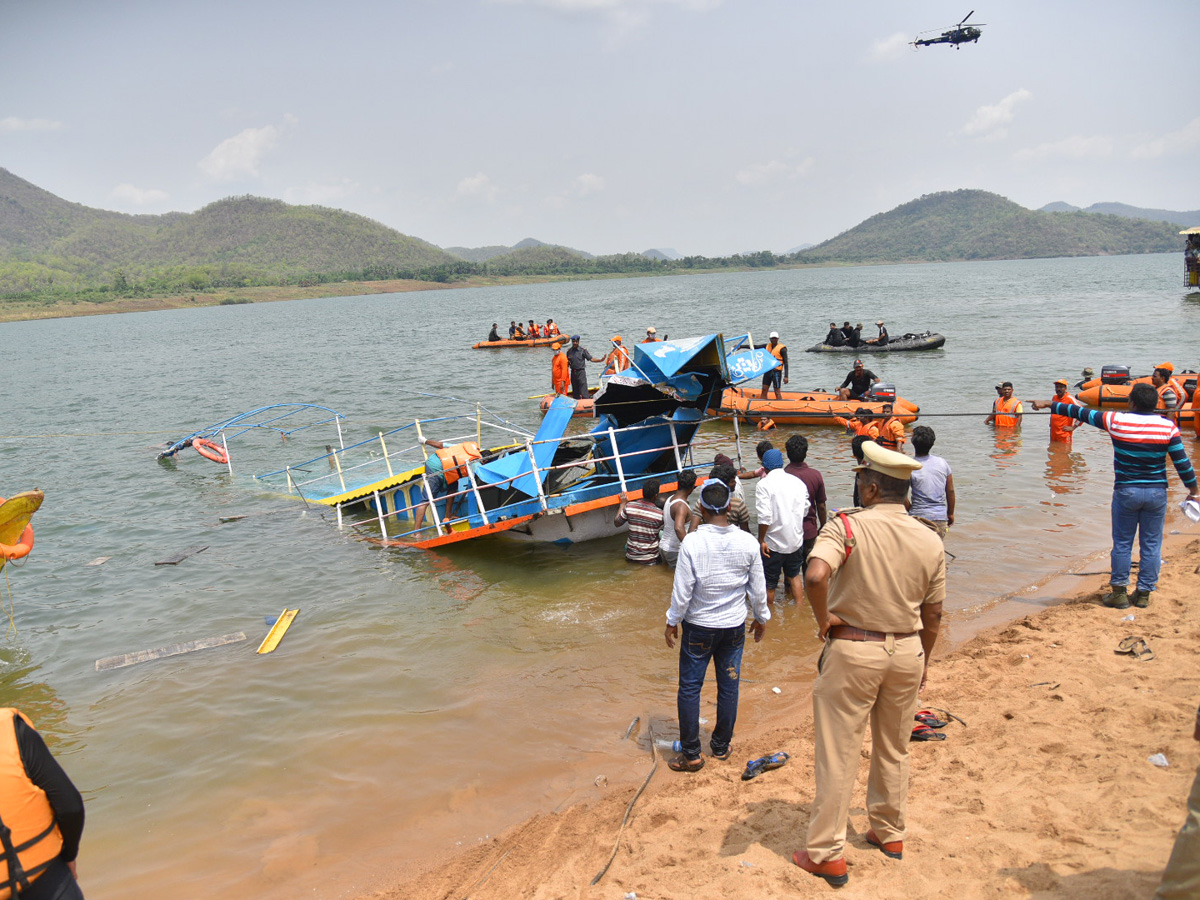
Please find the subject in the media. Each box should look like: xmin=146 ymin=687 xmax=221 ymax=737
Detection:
xmin=473 ymin=395 xmax=575 ymax=497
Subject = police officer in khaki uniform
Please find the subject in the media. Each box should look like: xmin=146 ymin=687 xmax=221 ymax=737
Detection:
xmin=792 ymin=441 xmax=946 ymax=887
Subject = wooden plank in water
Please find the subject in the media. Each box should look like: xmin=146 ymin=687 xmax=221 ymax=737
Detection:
xmin=218 ymin=515 xmax=248 ymax=523
xmin=95 ymin=632 xmax=247 ymax=671
xmin=154 ymin=546 xmax=208 ymax=566
xmin=257 ymin=608 xmax=299 ymax=654
xmin=84 ymin=557 xmax=112 ymax=567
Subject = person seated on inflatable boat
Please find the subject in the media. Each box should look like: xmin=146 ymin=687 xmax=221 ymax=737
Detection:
xmin=488 ymin=323 xmax=501 ymax=342
xmin=528 ymin=320 xmax=541 ymax=338
xmin=411 ymin=437 xmax=483 ymax=529
xmin=824 ymin=323 xmax=847 ymax=347
xmin=836 ymin=359 xmax=879 ymax=401
xmin=546 ymin=318 xmax=560 ymax=336
xmin=865 ymin=321 xmax=889 ymax=346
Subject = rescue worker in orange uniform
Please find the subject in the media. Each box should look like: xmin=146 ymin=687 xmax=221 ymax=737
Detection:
xmin=875 ymin=403 xmax=906 ymax=451
xmin=759 ymin=332 xmax=789 ymax=400
xmin=551 ymin=342 xmax=570 ymax=396
xmin=985 ymin=381 xmax=1023 ymax=427
xmin=1030 ymin=378 xmax=1081 ymax=443
xmin=1151 ymin=363 xmax=1186 ymax=423
xmin=835 ymin=408 xmax=880 ymax=441
xmin=641 ymin=327 xmax=661 ymax=343
xmin=527 ymin=320 xmax=541 ymax=338
xmin=412 ymin=437 xmax=483 ymax=530
xmin=602 ymin=336 xmax=632 ymax=376
xmin=0 ymin=709 xmax=85 ymax=900
xmin=545 ymin=319 xmax=560 ymax=337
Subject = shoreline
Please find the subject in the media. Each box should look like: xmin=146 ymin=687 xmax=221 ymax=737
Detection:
xmin=0 ymin=266 xmax=802 ymax=324
xmin=372 ymin=518 xmax=1200 ymax=900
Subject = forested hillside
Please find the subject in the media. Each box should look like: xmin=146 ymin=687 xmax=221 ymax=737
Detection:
xmin=0 ymin=169 xmax=458 ymax=298
xmin=797 ymin=190 xmax=1180 ymax=264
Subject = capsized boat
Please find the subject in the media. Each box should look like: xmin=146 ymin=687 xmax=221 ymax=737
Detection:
xmin=472 ymin=333 xmax=564 ymax=349
xmin=716 ymin=386 xmax=919 ymax=427
xmin=165 ymin=335 xmax=781 ymax=550
xmin=805 ymin=332 xmax=945 ymax=353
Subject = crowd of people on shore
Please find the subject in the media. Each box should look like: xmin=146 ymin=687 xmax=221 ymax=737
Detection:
xmin=612 ymin=359 xmax=1197 ymax=890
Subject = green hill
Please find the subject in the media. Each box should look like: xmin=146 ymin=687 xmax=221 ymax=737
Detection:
xmin=0 ymin=168 xmax=459 ymax=298
xmin=797 ymin=190 xmax=1181 ymax=264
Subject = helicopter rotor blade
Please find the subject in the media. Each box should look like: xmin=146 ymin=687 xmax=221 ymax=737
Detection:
xmin=959 ymin=9 xmax=974 ymax=25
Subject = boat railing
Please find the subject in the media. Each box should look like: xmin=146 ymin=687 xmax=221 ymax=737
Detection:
xmin=342 ymin=421 xmax=727 ymax=544
xmin=255 ymin=413 xmax=533 ymax=500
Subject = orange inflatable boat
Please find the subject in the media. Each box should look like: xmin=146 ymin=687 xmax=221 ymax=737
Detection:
xmin=716 ymin=387 xmax=919 ymax=427
xmin=539 ymin=394 xmax=595 ymax=418
xmin=473 ymin=333 xmax=564 ymax=350
xmin=1075 ymin=368 xmax=1195 ymax=426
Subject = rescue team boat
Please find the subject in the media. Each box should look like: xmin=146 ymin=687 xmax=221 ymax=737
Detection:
xmin=1075 ymin=365 xmax=1196 ymax=426
xmin=161 ymin=334 xmax=781 ymax=549
xmin=716 ymin=386 xmax=919 ymax=427
xmin=805 ymin=332 xmax=946 ymax=354
xmin=472 ymin=333 xmax=564 ymax=349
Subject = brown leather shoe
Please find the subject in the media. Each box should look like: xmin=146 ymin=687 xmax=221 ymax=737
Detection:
xmin=792 ymin=849 xmax=849 ymax=886
xmin=865 ymin=829 xmax=903 ymax=859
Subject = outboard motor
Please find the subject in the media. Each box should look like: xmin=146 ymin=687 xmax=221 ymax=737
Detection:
xmin=1101 ymin=365 xmax=1131 ymax=385
xmin=867 ymin=383 xmax=897 ymax=404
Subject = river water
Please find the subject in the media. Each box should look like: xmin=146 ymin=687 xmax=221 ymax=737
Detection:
xmin=1 ymin=253 xmax=1197 ymax=899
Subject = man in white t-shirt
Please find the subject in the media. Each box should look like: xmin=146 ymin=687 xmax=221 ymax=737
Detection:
xmin=755 ymin=448 xmax=809 ymax=601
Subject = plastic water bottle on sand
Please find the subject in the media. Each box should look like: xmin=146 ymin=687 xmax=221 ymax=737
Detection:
xmin=655 ymin=738 xmax=683 ymax=753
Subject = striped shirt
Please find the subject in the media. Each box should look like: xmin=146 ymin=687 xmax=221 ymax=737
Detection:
xmin=1052 ymin=403 xmax=1196 ymax=489
xmin=666 ymin=524 xmax=770 ymax=628
xmin=615 ymin=499 xmax=664 ymax=564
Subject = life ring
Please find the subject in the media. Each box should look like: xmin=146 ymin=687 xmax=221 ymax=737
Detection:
xmin=0 ymin=525 xmax=34 ymax=561
xmin=194 ymin=438 xmax=229 ymax=465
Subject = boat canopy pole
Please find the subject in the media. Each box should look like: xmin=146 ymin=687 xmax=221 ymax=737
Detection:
xmin=220 ymin=432 xmax=233 ymax=476
xmin=476 ymin=403 xmax=482 ymax=447
xmin=525 ymin=440 xmax=549 ymax=512
xmin=420 ymin=473 xmax=445 ymax=537
xmin=373 ymin=490 xmax=388 ymax=542
xmin=464 ymin=463 xmax=490 ymax=527
xmin=607 ymin=427 xmax=627 ymax=493
xmin=667 ymin=420 xmax=684 ymax=473
xmin=378 ymin=434 xmax=394 ymax=478
xmin=732 ymin=410 xmax=743 ymax=471
xmin=335 ymin=418 xmax=345 ymax=450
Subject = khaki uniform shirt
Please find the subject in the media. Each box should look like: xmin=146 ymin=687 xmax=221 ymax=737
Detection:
xmin=808 ymin=502 xmax=946 ymax=633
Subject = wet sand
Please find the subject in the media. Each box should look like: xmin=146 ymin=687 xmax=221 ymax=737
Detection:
xmin=378 ymin=520 xmax=1200 ymax=900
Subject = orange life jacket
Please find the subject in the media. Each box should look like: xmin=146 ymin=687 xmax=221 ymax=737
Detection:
xmin=767 ymin=342 xmax=786 ymax=362
xmin=513 ymin=327 xmax=525 ymax=340
xmin=1050 ymin=393 xmax=1078 ymax=441
xmin=1157 ymin=379 xmax=1184 ymax=417
xmin=528 ymin=324 xmax=541 ymax=338
xmin=0 ymin=710 xmax=64 ymax=900
xmin=836 ymin=417 xmax=879 ymax=440
xmin=993 ymin=396 xmax=1022 ymax=428
xmin=546 ymin=323 xmax=560 ymax=336
xmin=435 ymin=443 xmax=482 ymax=486
xmin=604 ymin=345 xmax=631 ymax=375
xmin=877 ymin=418 xmax=905 ymax=450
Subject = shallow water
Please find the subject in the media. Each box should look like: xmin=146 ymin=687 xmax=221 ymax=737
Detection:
xmin=1 ymin=253 xmax=1197 ymax=898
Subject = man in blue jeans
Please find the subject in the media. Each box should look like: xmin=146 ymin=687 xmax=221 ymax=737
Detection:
xmin=1052 ymin=383 xmax=1197 ymax=609
xmin=663 ymin=480 xmax=770 ymax=772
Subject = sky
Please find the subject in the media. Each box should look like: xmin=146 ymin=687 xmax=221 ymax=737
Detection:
xmin=2 ymin=0 xmax=1197 ymax=257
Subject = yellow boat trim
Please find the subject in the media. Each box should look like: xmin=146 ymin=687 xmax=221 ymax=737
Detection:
xmin=257 ymin=608 xmax=299 ymax=654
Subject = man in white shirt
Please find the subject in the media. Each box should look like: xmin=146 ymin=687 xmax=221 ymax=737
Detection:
xmin=664 ymin=480 xmax=770 ymax=772
xmin=756 ymin=448 xmax=810 ymax=602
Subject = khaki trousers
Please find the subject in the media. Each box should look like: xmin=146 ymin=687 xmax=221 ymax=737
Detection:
xmin=1156 ymin=760 xmax=1200 ymax=899
xmin=806 ymin=634 xmax=924 ymax=863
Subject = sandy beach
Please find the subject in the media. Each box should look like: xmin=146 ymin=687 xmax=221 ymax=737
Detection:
xmin=381 ymin=521 xmax=1200 ymax=900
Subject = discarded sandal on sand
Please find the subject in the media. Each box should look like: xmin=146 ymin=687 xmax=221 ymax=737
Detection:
xmin=910 ymin=724 xmax=947 ymax=742
xmin=667 ymin=753 xmax=705 ymax=773
xmin=1116 ymin=636 xmax=1155 ymax=661
xmin=742 ymin=751 xmax=790 ymax=781
xmin=915 ymin=709 xmax=949 ymax=728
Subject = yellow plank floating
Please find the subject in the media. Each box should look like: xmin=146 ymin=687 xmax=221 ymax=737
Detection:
xmin=257 ymin=608 xmax=299 ymax=654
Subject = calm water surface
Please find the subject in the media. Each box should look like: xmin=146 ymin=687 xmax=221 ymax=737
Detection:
xmin=1 ymin=254 xmax=1197 ymax=898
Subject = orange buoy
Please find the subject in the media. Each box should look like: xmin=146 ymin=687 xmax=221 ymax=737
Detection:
xmin=194 ymin=438 xmax=229 ymax=465
xmin=0 ymin=524 xmax=34 ymax=561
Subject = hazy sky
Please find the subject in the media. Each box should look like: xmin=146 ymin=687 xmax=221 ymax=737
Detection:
xmin=3 ymin=0 xmax=1197 ymax=256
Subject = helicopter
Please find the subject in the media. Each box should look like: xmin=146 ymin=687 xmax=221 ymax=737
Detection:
xmin=911 ymin=10 xmax=986 ymax=48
